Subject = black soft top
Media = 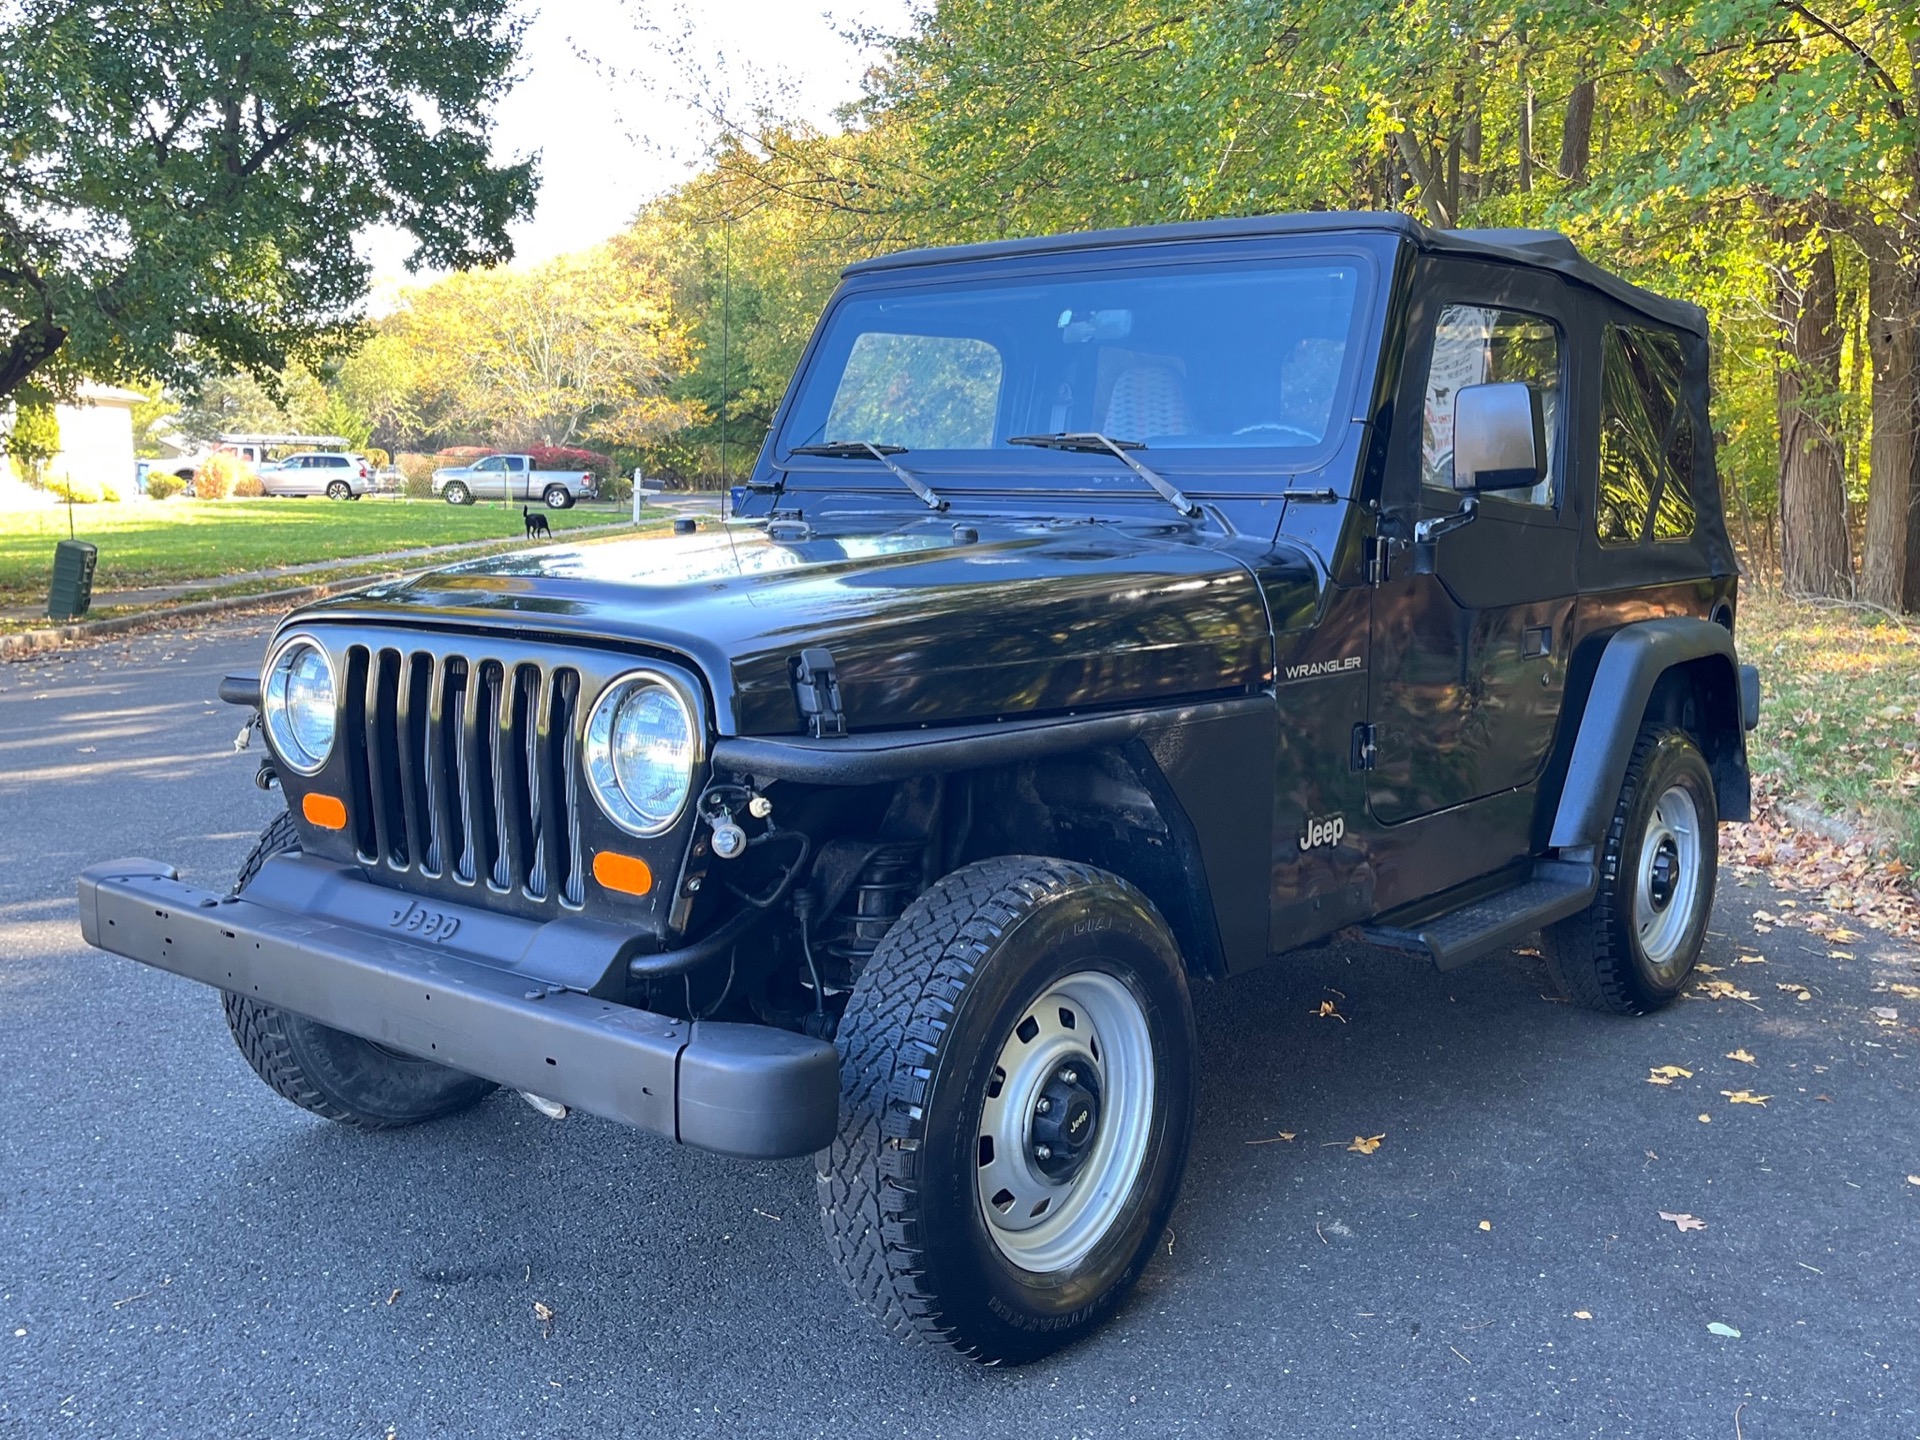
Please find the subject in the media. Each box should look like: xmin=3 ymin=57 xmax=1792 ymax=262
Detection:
xmin=844 ymin=212 xmax=1704 ymax=336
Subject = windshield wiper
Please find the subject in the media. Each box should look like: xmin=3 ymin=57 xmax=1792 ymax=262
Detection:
xmin=787 ymin=440 xmax=947 ymax=512
xmin=1007 ymin=432 xmax=1201 ymax=520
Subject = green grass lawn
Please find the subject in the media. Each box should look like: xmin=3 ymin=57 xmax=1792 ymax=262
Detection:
xmin=0 ymin=498 xmax=637 ymax=610
xmin=1742 ymin=590 xmax=1920 ymax=865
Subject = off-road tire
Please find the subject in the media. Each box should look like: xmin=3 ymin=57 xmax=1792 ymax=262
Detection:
xmin=221 ymin=814 xmax=497 ymax=1128
xmin=1542 ymin=726 xmax=1718 ymax=1015
xmin=820 ymin=857 xmax=1196 ymax=1364
xmin=543 ymin=485 xmax=573 ymax=509
xmin=443 ymin=481 xmax=470 ymax=505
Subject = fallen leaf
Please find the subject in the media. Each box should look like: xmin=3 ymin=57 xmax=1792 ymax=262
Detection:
xmin=1829 ymin=950 xmax=1854 ymax=961
xmin=1573 ymin=1310 xmax=1593 ymax=1321
xmin=1694 ymin=962 xmax=1722 ymax=974
xmin=1694 ymin=980 xmax=1758 ymax=1002
xmin=1872 ymin=1006 xmax=1900 ymax=1022
xmin=1698 ymin=1113 xmax=1712 ymax=1123
xmin=532 ymin=1300 xmax=556 ymax=1338
xmin=1726 ymin=1049 xmax=1757 ymax=1065
xmin=1245 ymin=1131 xmax=1297 ymax=1146
xmin=1776 ymin=982 xmax=1813 ymax=1001
xmin=1659 ymin=1211 xmax=1707 ymax=1232
xmin=1889 ymin=984 xmax=1920 ymax=1000
xmin=1478 ymin=1220 xmax=1492 ymax=1231
xmin=1722 ymin=1090 xmax=1771 ymax=1106
xmin=1314 ymin=999 xmax=1348 ymax=1023
xmin=1346 ymin=1134 xmax=1385 ymax=1155
xmin=1647 ymin=1064 xmax=1695 ymax=1086
xmin=1707 ymin=1322 xmax=1742 ymax=1338
xmin=1736 ymin=954 xmax=1768 ymax=965
xmin=1907 ymin=1176 xmax=1920 ymax=1186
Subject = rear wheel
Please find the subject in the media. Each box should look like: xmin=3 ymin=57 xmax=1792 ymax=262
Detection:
xmin=821 ymin=857 xmax=1196 ymax=1363
xmin=325 ymin=479 xmax=351 ymax=500
xmin=443 ymin=481 xmax=470 ymax=506
xmin=543 ymin=485 xmax=572 ymax=509
xmin=1543 ymin=726 xmax=1718 ymax=1015
xmin=221 ymin=813 xmax=496 ymax=1128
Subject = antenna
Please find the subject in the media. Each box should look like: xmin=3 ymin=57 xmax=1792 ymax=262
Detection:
xmin=719 ymin=214 xmax=732 ymax=509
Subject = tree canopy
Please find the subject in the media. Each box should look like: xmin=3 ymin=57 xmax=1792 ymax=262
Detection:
xmin=0 ymin=0 xmax=537 ymax=403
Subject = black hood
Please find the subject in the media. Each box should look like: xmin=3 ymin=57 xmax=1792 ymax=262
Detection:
xmin=295 ymin=518 xmax=1287 ymax=735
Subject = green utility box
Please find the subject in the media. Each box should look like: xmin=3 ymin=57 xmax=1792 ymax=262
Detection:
xmin=48 ymin=539 xmax=97 ymax=622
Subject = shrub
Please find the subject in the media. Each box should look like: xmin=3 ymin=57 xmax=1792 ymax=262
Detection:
xmin=233 ymin=472 xmax=265 ymax=497
xmin=100 ymin=481 xmax=121 ymax=502
xmin=194 ymin=450 xmax=254 ymax=499
xmin=45 ymin=476 xmax=103 ymax=503
xmin=144 ymin=472 xmax=185 ymax=500
xmin=528 ymin=445 xmax=615 ymax=478
xmin=599 ymin=472 xmax=634 ymax=505
xmin=364 ymin=446 xmax=390 ymax=470
xmin=435 ymin=445 xmax=491 ymax=465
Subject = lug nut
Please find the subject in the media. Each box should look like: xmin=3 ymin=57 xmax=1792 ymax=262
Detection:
xmin=1034 ymin=1144 xmax=1052 ymax=1161
xmin=1059 ymin=1068 xmax=1078 ymax=1085
xmin=1035 ymin=1097 xmax=1052 ymax=1115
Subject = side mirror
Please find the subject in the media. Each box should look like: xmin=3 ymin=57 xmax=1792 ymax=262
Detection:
xmin=1452 ymin=381 xmax=1546 ymax=492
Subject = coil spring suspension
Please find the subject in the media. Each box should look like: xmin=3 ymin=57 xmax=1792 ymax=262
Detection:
xmin=819 ymin=842 xmax=923 ymax=984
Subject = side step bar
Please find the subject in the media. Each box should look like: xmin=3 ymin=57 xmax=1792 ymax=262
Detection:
xmin=1361 ymin=861 xmax=1596 ymax=972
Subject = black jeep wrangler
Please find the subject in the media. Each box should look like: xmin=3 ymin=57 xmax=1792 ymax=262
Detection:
xmin=80 ymin=213 xmax=1760 ymax=1363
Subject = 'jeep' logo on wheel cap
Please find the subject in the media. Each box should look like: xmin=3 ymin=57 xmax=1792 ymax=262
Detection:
xmin=1299 ymin=813 xmax=1345 ymax=851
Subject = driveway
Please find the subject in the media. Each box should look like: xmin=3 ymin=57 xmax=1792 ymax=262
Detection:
xmin=2 ymin=622 xmax=1916 ymax=1439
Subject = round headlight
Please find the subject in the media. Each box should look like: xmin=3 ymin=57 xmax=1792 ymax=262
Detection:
xmin=262 ymin=636 xmax=336 ymax=775
xmin=584 ymin=672 xmax=701 ymax=837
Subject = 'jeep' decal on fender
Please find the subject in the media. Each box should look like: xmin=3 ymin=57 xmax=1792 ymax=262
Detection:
xmin=1282 ymin=655 xmax=1364 ymax=682
xmin=1299 ymin=813 xmax=1345 ymax=851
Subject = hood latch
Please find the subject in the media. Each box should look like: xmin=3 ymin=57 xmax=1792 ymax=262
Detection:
xmin=792 ymin=647 xmax=848 ymax=738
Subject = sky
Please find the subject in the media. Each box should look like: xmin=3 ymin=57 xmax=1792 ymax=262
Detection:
xmin=360 ymin=0 xmax=918 ymax=294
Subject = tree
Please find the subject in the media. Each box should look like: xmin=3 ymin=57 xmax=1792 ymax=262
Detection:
xmin=5 ymin=392 xmax=59 ymax=483
xmin=391 ymin=242 xmax=696 ymax=450
xmin=0 ymin=0 xmax=537 ymax=405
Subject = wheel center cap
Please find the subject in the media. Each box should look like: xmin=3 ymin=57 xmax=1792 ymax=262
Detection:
xmin=1649 ymin=836 xmax=1680 ymax=910
xmin=1030 ymin=1063 xmax=1101 ymax=1182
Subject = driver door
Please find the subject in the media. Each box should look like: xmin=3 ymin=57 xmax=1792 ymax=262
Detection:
xmin=1367 ymin=263 xmax=1580 ymax=826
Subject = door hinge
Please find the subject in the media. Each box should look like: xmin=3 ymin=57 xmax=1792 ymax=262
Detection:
xmin=1351 ymin=722 xmax=1378 ymax=771
xmin=1365 ymin=534 xmax=1391 ymax=586
xmin=792 ymin=647 xmax=847 ymax=738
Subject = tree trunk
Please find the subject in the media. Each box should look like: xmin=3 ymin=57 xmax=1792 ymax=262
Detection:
xmin=1559 ymin=78 xmax=1595 ymax=186
xmin=1862 ymin=229 xmax=1920 ymax=612
xmin=1776 ymin=224 xmax=1852 ymax=597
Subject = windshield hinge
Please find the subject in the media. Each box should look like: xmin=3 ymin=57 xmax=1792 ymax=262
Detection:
xmin=1365 ymin=535 xmax=1391 ymax=586
xmin=1350 ymin=723 xmax=1378 ymax=772
xmin=792 ymin=648 xmax=848 ymax=739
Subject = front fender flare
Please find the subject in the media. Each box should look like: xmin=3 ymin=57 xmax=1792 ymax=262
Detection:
xmin=1549 ymin=617 xmax=1751 ymax=850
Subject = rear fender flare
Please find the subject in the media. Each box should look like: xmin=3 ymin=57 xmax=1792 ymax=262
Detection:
xmin=1549 ymin=617 xmax=1752 ymax=850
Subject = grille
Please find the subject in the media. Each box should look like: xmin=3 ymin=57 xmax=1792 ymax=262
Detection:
xmin=340 ymin=644 xmax=586 ymax=908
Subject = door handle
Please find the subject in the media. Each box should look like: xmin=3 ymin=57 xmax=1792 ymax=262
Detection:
xmin=1522 ymin=626 xmax=1553 ymax=659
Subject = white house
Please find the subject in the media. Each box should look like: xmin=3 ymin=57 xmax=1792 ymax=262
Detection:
xmin=49 ymin=383 xmax=143 ymax=494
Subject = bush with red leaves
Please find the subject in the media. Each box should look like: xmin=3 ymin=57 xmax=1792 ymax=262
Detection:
xmin=528 ymin=445 xmax=614 ymax=478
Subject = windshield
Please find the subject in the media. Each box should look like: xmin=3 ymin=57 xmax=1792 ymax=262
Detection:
xmin=777 ymin=258 xmax=1367 ymax=467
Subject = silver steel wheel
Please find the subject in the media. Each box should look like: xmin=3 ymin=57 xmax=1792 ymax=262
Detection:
xmin=1634 ymin=783 xmax=1703 ymax=974
xmin=975 ymin=969 xmax=1155 ymax=1274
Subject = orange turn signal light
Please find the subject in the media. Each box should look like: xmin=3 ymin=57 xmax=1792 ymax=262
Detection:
xmin=592 ymin=850 xmax=653 ymax=897
xmin=302 ymin=792 xmax=348 ymax=830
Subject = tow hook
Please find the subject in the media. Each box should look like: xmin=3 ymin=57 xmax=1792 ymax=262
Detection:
xmin=518 ymin=1091 xmax=569 ymax=1120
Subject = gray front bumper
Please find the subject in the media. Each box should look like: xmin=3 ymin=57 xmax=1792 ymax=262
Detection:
xmin=77 ymin=858 xmax=839 ymax=1159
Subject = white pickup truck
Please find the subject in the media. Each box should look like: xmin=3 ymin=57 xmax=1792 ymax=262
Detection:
xmin=432 ymin=454 xmax=597 ymax=508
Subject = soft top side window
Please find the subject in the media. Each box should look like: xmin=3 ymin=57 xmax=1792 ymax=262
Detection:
xmin=1422 ymin=304 xmax=1562 ymax=507
xmin=1597 ymin=325 xmax=1696 ymax=546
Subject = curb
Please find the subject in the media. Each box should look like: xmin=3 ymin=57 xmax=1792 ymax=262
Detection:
xmin=0 ymin=573 xmax=405 ymax=659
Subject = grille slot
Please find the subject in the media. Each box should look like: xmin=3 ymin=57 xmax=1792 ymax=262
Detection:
xmin=347 ymin=644 xmax=584 ymax=907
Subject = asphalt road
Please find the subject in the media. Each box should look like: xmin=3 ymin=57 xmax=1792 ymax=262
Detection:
xmin=3 ymin=621 xmax=1917 ymax=1440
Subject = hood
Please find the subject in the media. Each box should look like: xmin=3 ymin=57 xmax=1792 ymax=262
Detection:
xmin=298 ymin=519 xmax=1279 ymax=735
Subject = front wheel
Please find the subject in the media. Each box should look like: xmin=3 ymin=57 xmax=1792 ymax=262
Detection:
xmin=821 ymin=857 xmax=1196 ymax=1364
xmin=443 ymin=482 xmax=470 ymax=506
xmin=221 ymin=813 xmax=497 ymax=1128
xmin=1543 ymin=726 xmax=1718 ymax=1015
xmin=543 ymin=485 xmax=573 ymax=509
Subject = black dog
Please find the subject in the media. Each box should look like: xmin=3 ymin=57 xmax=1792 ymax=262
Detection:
xmin=522 ymin=505 xmax=551 ymax=540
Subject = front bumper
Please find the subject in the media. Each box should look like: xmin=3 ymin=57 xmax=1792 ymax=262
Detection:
xmin=77 ymin=857 xmax=839 ymax=1158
